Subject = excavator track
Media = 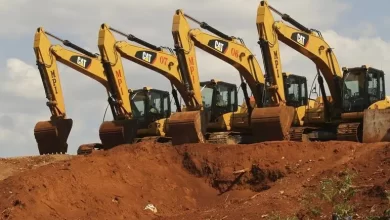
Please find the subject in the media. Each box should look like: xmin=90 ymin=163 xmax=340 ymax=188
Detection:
xmin=337 ymin=122 xmax=362 ymax=142
xmin=134 ymin=136 xmax=171 ymax=144
xmin=289 ymin=127 xmax=306 ymax=142
xmin=205 ymin=132 xmax=254 ymax=145
xmin=77 ymin=143 xmax=103 ymax=155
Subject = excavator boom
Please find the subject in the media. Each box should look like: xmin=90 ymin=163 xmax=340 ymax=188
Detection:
xmin=262 ymin=1 xmax=343 ymax=113
xmin=169 ymin=10 xmax=209 ymax=145
xmin=106 ymin=25 xmax=190 ymax=108
xmin=180 ymin=9 xmax=295 ymax=141
xmin=33 ymin=27 xmax=108 ymax=154
xmin=97 ymin=24 xmax=141 ymax=149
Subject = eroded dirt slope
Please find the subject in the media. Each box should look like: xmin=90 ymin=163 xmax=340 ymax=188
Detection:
xmin=0 ymin=141 xmax=389 ymax=220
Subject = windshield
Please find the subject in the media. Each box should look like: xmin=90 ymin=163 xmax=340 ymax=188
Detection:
xmin=148 ymin=90 xmax=170 ymax=118
xmin=200 ymin=82 xmax=237 ymax=122
xmin=201 ymin=87 xmax=214 ymax=110
xmin=343 ymin=71 xmax=365 ymax=112
xmin=285 ymin=75 xmax=307 ymax=108
xmin=130 ymin=92 xmax=147 ymax=119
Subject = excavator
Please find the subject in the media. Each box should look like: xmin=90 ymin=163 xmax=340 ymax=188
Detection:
xmin=170 ymin=9 xmax=312 ymax=143
xmin=33 ymin=27 xmax=171 ymax=155
xmin=257 ymin=0 xmax=390 ymax=143
xmin=98 ymin=23 xmax=208 ymax=145
xmin=99 ymin=23 xmax=258 ymax=145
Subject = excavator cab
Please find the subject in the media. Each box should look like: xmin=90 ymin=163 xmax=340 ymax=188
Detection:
xmin=283 ymin=73 xmax=308 ymax=108
xmin=200 ymin=80 xmax=238 ymax=124
xmin=342 ymin=66 xmax=385 ymax=113
xmin=339 ymin=65 xmax=389 ymax=142
xmin=130 ymin=87 xmax=171 ymax=128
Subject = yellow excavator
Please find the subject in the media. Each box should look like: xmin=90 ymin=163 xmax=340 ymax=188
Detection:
xmin=171 ymin=9 xmax=308 ymax=143
xmin=258 ymin=0 xmax=390 ymax=143
xmin=98 ymin=23 xmax=248 ymax=146
xmin=33 ymin=27 xmax=171 ymax=155
xmin=98 ymin=23 xmax=209 ymax=145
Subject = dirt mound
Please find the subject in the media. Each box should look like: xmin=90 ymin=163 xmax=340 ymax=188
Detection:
xmin=0 ymin=141 xmax=389 ymax=220
xmin=0 ymin=155 xmax=73 ymax=181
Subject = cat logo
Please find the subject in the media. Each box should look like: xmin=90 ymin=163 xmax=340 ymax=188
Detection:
xmin=77 ymin=57 xmax=87 ymax=68
xmin=142 ymin=52 xmax=152 ymax=63
xmin=135 ymin=51 xmax=157 ymax=64
xmin=214 ymin=41 xmax=225 ymax=53
xmin=70 ymin=55 xmax=92 ymax=69
xmin=291 ymin=32 xmax=309 ymax=47
xmin=207 ymin=39 xmax=228 ymax=54
xmin=297 ymin=34 xmax=306 ymax=46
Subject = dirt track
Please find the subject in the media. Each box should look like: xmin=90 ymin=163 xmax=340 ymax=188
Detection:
xmin=0 ymin=141 xmax=389 ymax=220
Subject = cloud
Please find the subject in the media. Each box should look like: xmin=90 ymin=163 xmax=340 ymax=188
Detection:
xmin=0 ymin=58 xmax=44 ymax=99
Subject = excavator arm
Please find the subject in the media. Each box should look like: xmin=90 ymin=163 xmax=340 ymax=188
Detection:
xmin=97 ymin=24 xmax=142 ymax=149
xmin=33 ymin=27 xmax=108 ymax=154
xmin=168 ymin=9 xmax=218 ymax=145
xmin=174 ymin=9 xmax=295 ymax=142
xmin=257 ymin=1 xmax=343 ymax=115
xmin=182 ymin=15 xmax=266 ymax=108
xmin=99 ymin=24 xmax=189 ymax=111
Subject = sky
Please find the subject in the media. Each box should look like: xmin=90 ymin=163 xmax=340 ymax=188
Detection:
xmin=1 ymin=0 xmax=390 ymax=157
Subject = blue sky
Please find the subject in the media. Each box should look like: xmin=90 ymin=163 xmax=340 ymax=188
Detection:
xmin=0 ymin=0 xmax=390 ymax=157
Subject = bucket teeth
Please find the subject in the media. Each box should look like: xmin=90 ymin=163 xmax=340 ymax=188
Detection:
xmin=99 ymin=119 xmax=139 ymax=150
xmin=250 ymin=106 xmax=295 ymax=142
xmin=166 ymin=111 xmax=205 ymax=145
xmin=33 ymin=118 xmax=73 ymax=155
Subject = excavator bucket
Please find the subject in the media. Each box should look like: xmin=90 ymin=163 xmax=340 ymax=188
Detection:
xmin=166 ymin=111 xmax=206 ymax=145
xmin=99 ymin=119 xmax=139 ymax=150
xmin=250 ymin=106 xmax=295 ymax=142
xmin=34 ymin=118 xmax=73 ymax=155
xmin=362 ymin=109 xmax=390 ymax=143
